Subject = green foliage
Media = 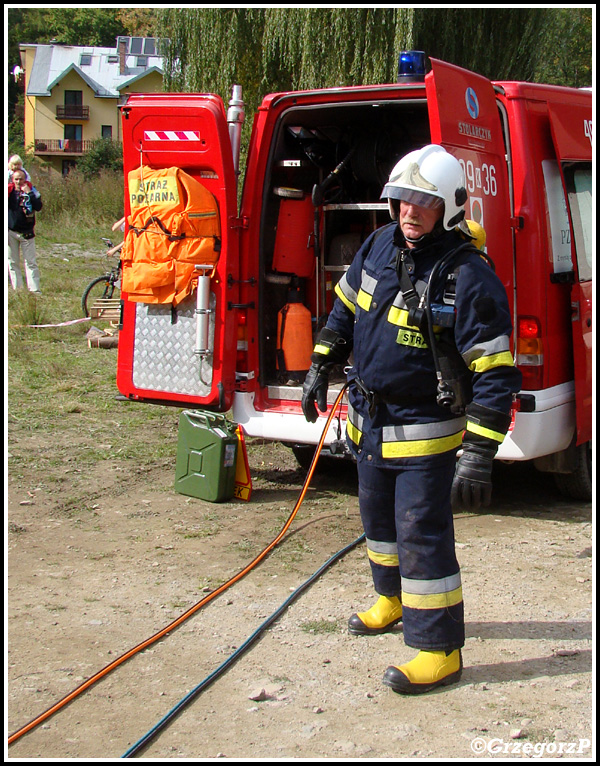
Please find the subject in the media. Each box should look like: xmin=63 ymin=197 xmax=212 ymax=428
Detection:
xmin=533 ymin=8 xmax=593 ymax=87
xmin=8 ymin=7 xmax=127 ymax=51
xmin=413 ymin=8 xmax=547 ymax=82
xmin=76 ymin=138 xmax=124 ymax=179
xmin=8 ymin=102 xmax=25 ymax=155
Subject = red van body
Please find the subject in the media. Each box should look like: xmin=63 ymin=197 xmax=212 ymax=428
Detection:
xmin=116 ymin=58 xmax=593 ymax=499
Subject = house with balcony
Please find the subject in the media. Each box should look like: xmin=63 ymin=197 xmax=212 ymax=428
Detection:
xmin=19 ymin=37 xmax=165 ymax=175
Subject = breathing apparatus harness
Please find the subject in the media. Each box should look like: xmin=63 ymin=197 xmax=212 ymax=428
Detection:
xmin=357 ymin=224 xmax=494 ymax=416
xmin=399 ymin=239 xmax=495 ymax=414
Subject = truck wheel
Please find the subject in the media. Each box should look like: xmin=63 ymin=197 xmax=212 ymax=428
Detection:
xmin=290 ymin=444 xmax=320 ymax=470
xmin=554 ymin=441 xmax=592 ymax=502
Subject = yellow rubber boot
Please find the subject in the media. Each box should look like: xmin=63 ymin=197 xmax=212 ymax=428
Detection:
xmin=383 ymin=649 xmax=462 ymax=694
xmin=348 ymin=595 xmax=403 ymax=636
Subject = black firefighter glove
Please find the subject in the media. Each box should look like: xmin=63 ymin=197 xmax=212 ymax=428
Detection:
xmin=452 ymin=403 xmax=511 ymax=511
xmin=451 ymin=438 xmax=497 ymax=512
xmin=302 ymin=364 xmax=329 ymax=423
xmin=301 ymin=327 xmax=349 ymax=423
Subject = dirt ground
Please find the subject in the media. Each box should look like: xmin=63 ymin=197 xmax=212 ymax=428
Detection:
xmin=6 ymin=428 xmax=594 ymax=760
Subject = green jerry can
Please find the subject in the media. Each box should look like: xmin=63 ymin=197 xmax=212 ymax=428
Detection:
xmin=174 ymin=410 xmax=239 ymax=502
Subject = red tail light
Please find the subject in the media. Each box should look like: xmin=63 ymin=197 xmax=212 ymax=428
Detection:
xmin=517 ymin=315 xmax=543 ymax=389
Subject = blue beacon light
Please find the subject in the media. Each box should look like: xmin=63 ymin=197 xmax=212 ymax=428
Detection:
xmin=397 ymin=51 xmax=427 ymax=83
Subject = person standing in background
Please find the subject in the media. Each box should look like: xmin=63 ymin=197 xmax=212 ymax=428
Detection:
xmin=8 ymin=169 xmax=43 ymax=294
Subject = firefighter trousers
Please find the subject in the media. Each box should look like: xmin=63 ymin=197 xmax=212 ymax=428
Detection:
xmin=357 ymin=451 xmax=465 ymax=651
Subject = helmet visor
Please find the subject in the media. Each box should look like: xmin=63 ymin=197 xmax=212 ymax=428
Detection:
xmin=381 ymin=185 xmax=444 ymax=209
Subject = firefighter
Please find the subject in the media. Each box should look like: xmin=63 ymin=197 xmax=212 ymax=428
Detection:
xmin=302 ymin=144 xmax=521 ymax=694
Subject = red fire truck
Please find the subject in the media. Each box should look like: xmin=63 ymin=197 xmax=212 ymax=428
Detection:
xmin=116 ymin=54 xmax=593 ymax=501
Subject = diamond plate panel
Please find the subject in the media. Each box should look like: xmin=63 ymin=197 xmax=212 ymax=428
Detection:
xmin=132 ymin=293 xmax=215 ymax=396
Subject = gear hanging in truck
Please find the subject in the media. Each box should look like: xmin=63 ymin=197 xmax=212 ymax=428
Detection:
xmin=121 ymin=165 xmax=221 ymax=306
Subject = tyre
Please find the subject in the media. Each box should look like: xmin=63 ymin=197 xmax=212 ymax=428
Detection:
xmin=82 ymin=275 xmax=117 ymax=317
xmin=554 ymin=441 xmax=592 ymax=502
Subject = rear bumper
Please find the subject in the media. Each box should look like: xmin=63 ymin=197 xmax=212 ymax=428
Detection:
xmin=233 ymin=382 xmax=577 ymax=462
xmin=232 ymin=388 xmax=345 ymax=447
xmin=497 ymin=382 xmax=576 ymax=461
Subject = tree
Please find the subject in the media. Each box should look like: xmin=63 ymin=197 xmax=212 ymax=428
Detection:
xmin=412 ymin=8 xmax=547 ymax=81
xmin=158 ymin=7 xmax=592 ymax=100
xmin=533 ymin=8 xmax=593 ymax=87
xmin=76 ymin=138 xmax=123 ymax=179
xmin=8 ymin=8 xmax=128 ymax=49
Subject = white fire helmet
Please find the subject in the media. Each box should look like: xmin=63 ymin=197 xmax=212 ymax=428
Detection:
xmin=381 ymin=144 xmax=469 ymax=232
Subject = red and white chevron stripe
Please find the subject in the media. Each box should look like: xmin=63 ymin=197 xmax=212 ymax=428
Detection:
xmin=143 ymin=130 xmax=201 ymax=141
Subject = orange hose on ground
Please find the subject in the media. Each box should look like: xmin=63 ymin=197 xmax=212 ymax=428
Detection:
xmin=8 ymin=386 xmax=347 ymax=746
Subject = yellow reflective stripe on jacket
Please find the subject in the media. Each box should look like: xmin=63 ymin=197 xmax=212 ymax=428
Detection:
xmin=357 ymin=289 xmax=373 ymax=311
xmin=381 ymin=418 xmax=465 ymax=458
xmin=366 ymin=539 xmax=399 ymax=567
xmin=346 ymin=402 xmax=364 ymax=446
xmin=388 ymin=306 xmax=418 ymax=329
xmin=463 ymin=336 xmax=514 ymax=373
xmin=387 ymin=306 xmax=444 ymax=348
xmin=466 ymin=420 xmax=506 ymax=443
xmin=387 ymin=307 xmax=429 ymax=348
xmin=356 ymin=271 xmax=377 ymax=311
xmin=334 ymin=276 xmax=356 ymax=314
xmin=470 ymin=350 xmax=515 ymax=374
xmin=401 ymin=573 xmax=463 ymax=610
xmin=382 ymin=433 xmax=463 ymax=458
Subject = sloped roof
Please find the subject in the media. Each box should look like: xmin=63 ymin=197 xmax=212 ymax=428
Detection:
xmin=23 ymin=39 xmax=164 ymax=98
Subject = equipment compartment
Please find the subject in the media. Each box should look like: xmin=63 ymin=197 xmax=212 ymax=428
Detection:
xmin=256 ymin=99 xmax=431 ymax=390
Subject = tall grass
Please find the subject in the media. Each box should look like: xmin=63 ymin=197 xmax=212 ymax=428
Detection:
xmin=28 ymin=167 xmax=125 ymax=250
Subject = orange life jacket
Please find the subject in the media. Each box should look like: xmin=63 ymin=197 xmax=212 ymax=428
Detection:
xmin=121 ymin=166 xmax=221 ymax=306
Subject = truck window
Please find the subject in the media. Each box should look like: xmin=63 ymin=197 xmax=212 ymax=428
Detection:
xmin=564 ymin=163 xmax=592 ymax=282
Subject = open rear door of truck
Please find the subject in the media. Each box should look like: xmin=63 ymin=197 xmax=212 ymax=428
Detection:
xmin=548 ymin=102 xmax=593 ymax=445
xmin=425 ymin=58 xmax=514 ymax=322
xmin=117 ymin=93 xmax=240 ymax=411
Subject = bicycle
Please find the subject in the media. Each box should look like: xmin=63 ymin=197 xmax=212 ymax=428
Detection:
xmin=81 ymin=238 xmax=123 ymax=318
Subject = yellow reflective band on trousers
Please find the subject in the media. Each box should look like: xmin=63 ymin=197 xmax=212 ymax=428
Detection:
xmin=466 ymin=420 xmax=506 ymax=443
xmin=381 ymin=418 xmax=465 ymax=458
xmin=366 ymin=538 xmax=399 ymax=568
xmin=401 ymin=573 xmax=463 ymax=610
